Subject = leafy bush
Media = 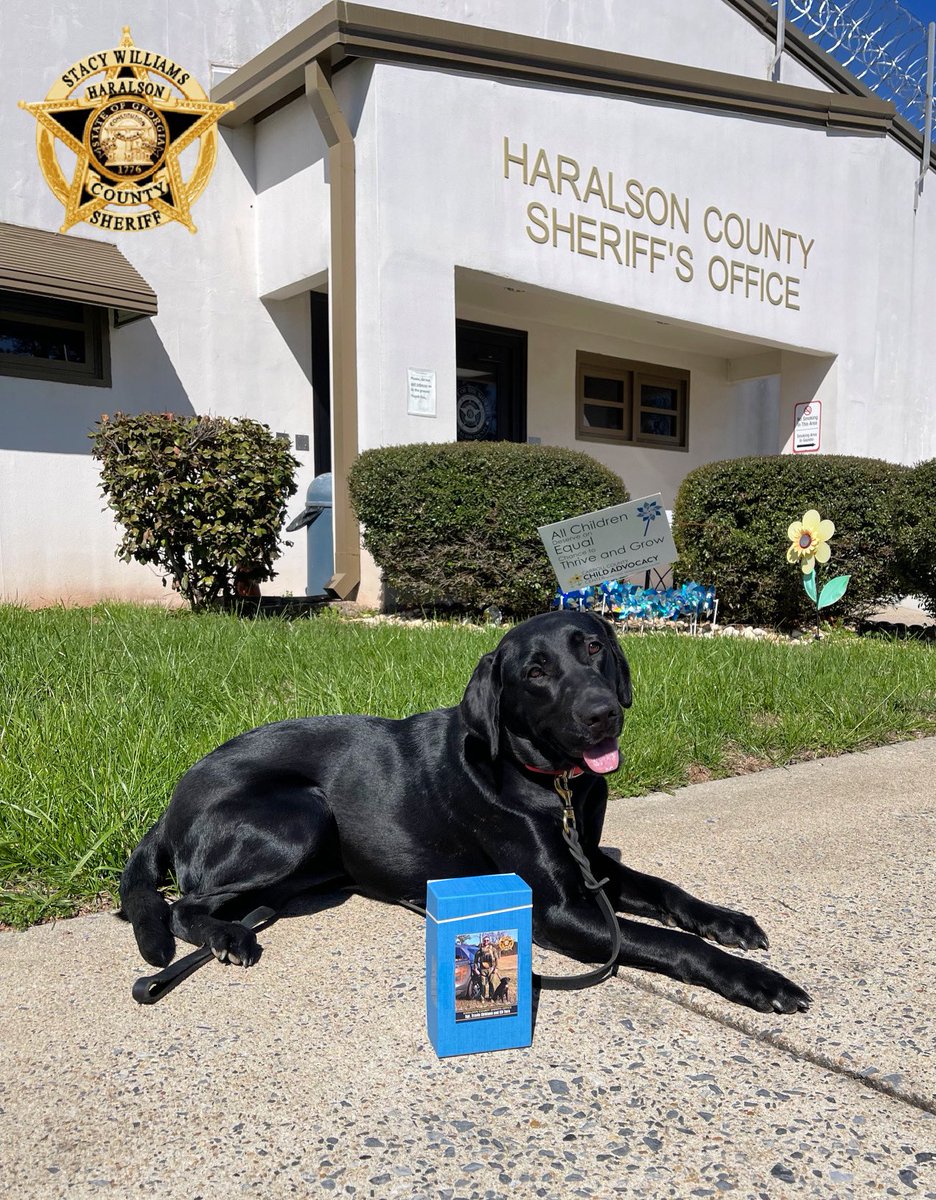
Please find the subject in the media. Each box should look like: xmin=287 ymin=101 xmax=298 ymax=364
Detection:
xmin=672 ymin=455 xmax=907 ymax=627
xmin=90 ymin=412 xmax=298 ymax=610
xmin=348 ymin=442 xmax=628 ymax=616
xmin=896 ymin=457 xmax=936 ymax=616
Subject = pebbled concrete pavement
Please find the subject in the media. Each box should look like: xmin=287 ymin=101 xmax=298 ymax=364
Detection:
xmin=1 ymin=739 xmax=934 ymax=1199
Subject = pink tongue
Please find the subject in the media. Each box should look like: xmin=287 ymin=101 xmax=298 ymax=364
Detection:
xmin=582 ymin=738 xmax=620 ymax=774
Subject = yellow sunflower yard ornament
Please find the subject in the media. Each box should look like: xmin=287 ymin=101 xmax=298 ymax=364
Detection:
xmin=786 ymin=509 xmax=835 ymax=573
xmin=786 ymin=509 xmax=850 ymax=638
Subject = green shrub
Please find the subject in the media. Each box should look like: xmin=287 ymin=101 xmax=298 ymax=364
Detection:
xmin=90 ymin=412 xmax=298 ymax=610
xmin=673 ymin=455 xmax=907 ymax=627
xmin=896 ymin=458 xmax=936 ymax=616
xmin=348 ymin=442 xmax=628 ymax=616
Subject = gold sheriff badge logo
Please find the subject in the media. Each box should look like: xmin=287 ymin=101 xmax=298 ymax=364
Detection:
xmin=20 ymin=28 xmax=234 ymax=233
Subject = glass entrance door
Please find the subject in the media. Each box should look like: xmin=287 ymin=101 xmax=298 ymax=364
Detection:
xmin=455 ymin=321 xmax=527 ymax=443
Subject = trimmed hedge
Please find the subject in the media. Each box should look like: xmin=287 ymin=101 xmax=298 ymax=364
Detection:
xmin=897 ymin=458 xmax=936 ymax=616
xmin=348 ymin=442 xmax=629 ymax=616
xmin=673 ymin=455 xmax=908 ymax=627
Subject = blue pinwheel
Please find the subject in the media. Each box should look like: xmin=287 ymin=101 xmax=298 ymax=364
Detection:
xmin=553 ymin=578 xmax=716 ymax=626
xmin=637 ymin=499 xmax=663 ymax=536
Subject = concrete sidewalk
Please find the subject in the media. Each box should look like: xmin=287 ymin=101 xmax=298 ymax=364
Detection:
xmin=1 ymin=739 xmax=934 ymax=1199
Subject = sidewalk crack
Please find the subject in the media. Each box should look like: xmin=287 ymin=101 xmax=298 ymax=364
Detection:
xmin=627 ymin=976 xmax=936 ymax=1118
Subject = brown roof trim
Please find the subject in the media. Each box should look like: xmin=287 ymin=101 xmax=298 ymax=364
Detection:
xmin=0 ymin=222 xmax=157 ymax=315
xmin=214 ymin=1 xmax=893 ymax=134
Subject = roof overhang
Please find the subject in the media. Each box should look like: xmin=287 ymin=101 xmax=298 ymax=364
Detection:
xmin=213 ymin=0 xmax=894 ymax=135
xmin=0 ymin=222 xmax=157 ymax=317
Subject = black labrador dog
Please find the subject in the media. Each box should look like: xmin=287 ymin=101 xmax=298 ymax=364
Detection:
xmin=121 ymin=609 xmax=810 ymax=1014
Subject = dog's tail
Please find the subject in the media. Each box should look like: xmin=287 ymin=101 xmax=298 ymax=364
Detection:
xmin=118 ymin=820 xmax=176 ymax=967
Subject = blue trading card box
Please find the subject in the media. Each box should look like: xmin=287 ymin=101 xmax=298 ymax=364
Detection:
xmin=426 ymin=873 xmax=533 ymax=1058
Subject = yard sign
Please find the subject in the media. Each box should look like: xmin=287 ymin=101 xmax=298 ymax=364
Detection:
xmin=538 ymin=493 xmax=678 ymax=593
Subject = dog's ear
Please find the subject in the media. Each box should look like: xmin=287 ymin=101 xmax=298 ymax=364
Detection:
xmin=606 ymin=624 xmax=633 ymax=709
xmin=460 ymin=649 xmax=502 ymax=759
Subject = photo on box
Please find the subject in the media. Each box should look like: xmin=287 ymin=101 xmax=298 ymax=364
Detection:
xmin=454 ymin=929 xmax=519 ymax=1022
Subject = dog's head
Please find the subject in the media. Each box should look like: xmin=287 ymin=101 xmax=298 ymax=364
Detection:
xmin=460 ymin=609 xmax=631 ymax=773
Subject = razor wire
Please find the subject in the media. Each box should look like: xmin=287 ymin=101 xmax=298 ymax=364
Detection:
xmin=768 ymin=0 xmax=933 ymax=131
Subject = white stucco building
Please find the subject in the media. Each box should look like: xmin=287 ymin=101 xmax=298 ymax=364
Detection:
xmin=1 ymin=0 xmax=934 ymax=606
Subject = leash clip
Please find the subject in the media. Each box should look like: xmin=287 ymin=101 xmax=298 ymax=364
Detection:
xmin=555 ymin=771 xmax=576 ymax=834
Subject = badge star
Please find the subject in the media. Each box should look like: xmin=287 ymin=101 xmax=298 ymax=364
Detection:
xmin=20 ymin=27 xmax=233 ymax=233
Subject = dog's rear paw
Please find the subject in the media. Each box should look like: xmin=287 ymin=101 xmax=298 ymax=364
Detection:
xmin=209 ymin=923 xmax=260 ymax=967
xmin=135 ymin=917 xmax=176 ymax=968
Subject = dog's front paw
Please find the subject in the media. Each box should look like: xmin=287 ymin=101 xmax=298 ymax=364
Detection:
xmin=683 ymin=903 xmax=769 ymax=952
xmin=209 ymin=922 xmax=260 ymax=967
xmin=725 ymin=960 xmax=811 ymax=1014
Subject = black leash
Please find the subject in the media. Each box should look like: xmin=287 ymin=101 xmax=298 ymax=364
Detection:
xmin=131 ymin=772 xmax=620 ymax=1002
xmin=537 ymin=770 xmax=621 ymax=990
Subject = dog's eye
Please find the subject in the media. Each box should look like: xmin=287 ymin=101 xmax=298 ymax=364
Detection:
xmin=528 ymin=665 xmax=545 ymax=679
xmin=587 ymin=641 xmax=602 ymax=656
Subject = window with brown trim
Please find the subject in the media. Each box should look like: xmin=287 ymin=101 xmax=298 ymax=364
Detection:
xmin=576 ymin=353 xmax=688 ymax=450
xmin=0 ymin=289 xmax=111 ymax=386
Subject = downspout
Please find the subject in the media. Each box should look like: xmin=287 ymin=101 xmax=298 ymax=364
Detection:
xmin=305 ymin=58 xmax=361 ymax=599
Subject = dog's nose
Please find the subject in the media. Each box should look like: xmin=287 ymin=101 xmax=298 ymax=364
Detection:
xmin=583 ymin=700 xmax=619 ymax=732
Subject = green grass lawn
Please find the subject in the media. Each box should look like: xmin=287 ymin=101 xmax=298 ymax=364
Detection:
xmin=1 ymin=603 xmax=934 ymax=928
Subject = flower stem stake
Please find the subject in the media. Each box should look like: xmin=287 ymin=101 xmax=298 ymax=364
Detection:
xmin=786 ymin=509 xmax=850 ymax=639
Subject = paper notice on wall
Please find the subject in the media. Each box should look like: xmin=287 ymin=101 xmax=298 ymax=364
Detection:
xmin=407 ymin=369 xmax=437 ymax=417
xmin=538 ymin=493 xmax=678 ymax=593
